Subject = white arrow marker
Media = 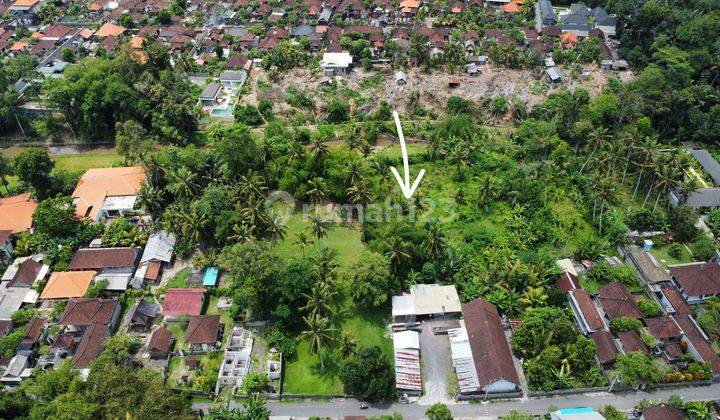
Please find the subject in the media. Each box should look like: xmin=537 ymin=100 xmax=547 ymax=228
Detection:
xmin=389 ymin=110 xmax=425 ymax=199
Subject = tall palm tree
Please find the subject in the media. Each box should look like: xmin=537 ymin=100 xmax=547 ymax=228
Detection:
xmin=631 ymin=136 xmax=658 ymax=201
xmin=346 ymin=161 xmax=364 ymax=187
xmin=338 ymin=333 xmax=357 ymax=359
xmin=306 ymin=178 xmax=327 ymax=205
xmin=309 ymin=216 xmax=330 ymax=248
xmin=265 ymin=217 xmax=287 ymax=242
xmin=477 ymin=175 xmax=497 ymax=211
xmin=168 ymin=167 xmax=200 ymax=200
xmin=178 ymin=201 xmax=209 ymax=248
xmin=424 ymin=223 xmax=446 ymax=261
xmin=136 ymin=182 xmax=165 ymax=217
xmin=241 ymin=198 xmax=270 ymax=234
xmin=384 ymin=237 xmax=410 ymax=275
xmin=311 ymin=138 xmax=329 ymax=164
xmin=310 ymin=247 xmax=338 ymax=285
xmin=302 ymin=282 xmax=336 ymax=317
xmin=293 ymin=232 xmax=313 ymax=259
xmin=299 ymin=314 xmax=335 ymax=370
xmin=580 ymin=127 xmax=610 ymax=173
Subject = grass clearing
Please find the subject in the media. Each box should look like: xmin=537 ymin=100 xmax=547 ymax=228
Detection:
xmin=652 ymin=244 xmax=694 ymax=268
xmin=166 ymin=268 xmax=191 ymax=288
xmin=53 ymin=150 xmax=121 ymax=173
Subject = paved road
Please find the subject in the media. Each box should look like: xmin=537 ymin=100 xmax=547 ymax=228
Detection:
xmin=417 ymin=320 xmax=454 ymax=405
xmin=193 ymin=383 xmax=720 ymax=418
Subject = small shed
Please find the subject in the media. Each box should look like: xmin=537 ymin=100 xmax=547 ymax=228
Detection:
xmin=448 ymin=76 xmax=461 ymax=87
xmin=611 ymin=59 xmax=628 ymax=71
xmin=544 ymin=57 xmax=555 ymax=67
xmin=395 ymin=71 xmax=407 ymax=85
xmin=546 ymin=67 xmax=564 ymax=83
xmin=466 ymin=63 xmax=479 ymax=76
xmin=600 ymin=59 xmax=613 ymax=70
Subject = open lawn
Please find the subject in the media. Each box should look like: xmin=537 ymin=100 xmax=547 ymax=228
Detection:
xmin=272 ymin=211 xmax=365 ymax=267
xmin=652 ymin=243 xmax=694 ymax=268
xmin=52 ymin=150 xmax=121 ymax=172
xmin=282 ymin=300 xmax=393 ymax=395
xmin=166 ymin=268 xmax=191 ymax=288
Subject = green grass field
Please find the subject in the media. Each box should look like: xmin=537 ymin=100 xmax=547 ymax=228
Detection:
xmin=272 ymin=211 xmax=365 ymax=267
xmin=166 ymin=268 xmax=191 ymax=288
xmin=652 ymin=243 xmax=694 ymax=268
xmin=53 ymin=150 xmax=121 ymax=172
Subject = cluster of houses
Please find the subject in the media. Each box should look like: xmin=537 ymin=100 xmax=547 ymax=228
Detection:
xmin=0 ymin=164 xmax=268 ymax=391
xmin=560 ymin=246 xmax=720 ymax=379
xmin=1 ymin=0 xmax=626 ymax=112
xmin=387 ymin=245 xmax=720 ymax=399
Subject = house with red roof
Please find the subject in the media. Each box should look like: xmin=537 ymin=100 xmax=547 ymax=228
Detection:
xmin=162 ymin=288 xmax=205 ymax=320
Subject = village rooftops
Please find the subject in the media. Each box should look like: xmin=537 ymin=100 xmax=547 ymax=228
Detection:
xmin=674 ymin=315 xmax=720 ymax=374
xmin=186 ymin=315 xmax=221 ymax=345
xmin=569 ymin=289 xmax=604 ymax=333
xmin=69 ymin=247 xmax=138 ymax=271
xmin=148 ymin=327 xmax=173 ymax=354
xmin=9 ymin=0 xmax=39 ymax=10
xmin=598 ymin=281 xmax=642 ymax=319
xmin=2 ymin=257 xmax=47 ymax=288
xmin=59 ymin=298 xmax=119 ymax=327
xmin=40 ymin=271 xmax=96 ymax=300
xmin=627 ymin=248 xmax=671 ymax=283
xmin=461 ymin=299 xmax=519 ymax=392
xmin=617 ymin=330 xmax=648 ymax=355
xmin=72 ymin=322 xmax=109 ymax=367
xmin=94 ymin=22 xmax=126 ymax=38
xmin=0 ymin=193 xmax=37 ymax=234
xmin=557 ymin=271 xmax=580 ymax=292
xmin=589 ymin=330 xmax=618 ymax=366
xmin=668 ymin=261 xmax=720 ymax=299
xmin=72 ymin=166 xmax=145 ymax=221
xmin=641 ymin=404 xmax=685 ymax=420
xmin=644 ymin=316 xmax=683 ymax=341
xmin=688 ymin=148 xmax=720 ymax=185
xmin=140 ymin=231 xmax=175 ymax=263
xmin=162 ymin=288 xmax=205 ymax=317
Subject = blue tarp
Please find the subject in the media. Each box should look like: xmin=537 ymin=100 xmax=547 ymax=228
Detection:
xmin=203 ymin=267 xmax=220 ymax=286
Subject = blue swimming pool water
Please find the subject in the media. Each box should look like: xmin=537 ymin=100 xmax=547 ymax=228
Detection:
xmin=559 ymin=408 xmax=594 ymax=414
xmin=210 ymin=105 xmax=234 ymax=117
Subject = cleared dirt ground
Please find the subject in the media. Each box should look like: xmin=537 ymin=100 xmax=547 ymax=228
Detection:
xmin=244 ymin=62 xmax=634 ymax=118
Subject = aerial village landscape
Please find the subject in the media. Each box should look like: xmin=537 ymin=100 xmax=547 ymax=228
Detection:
xmin=0 ymin=0 xmax=720 ymax=417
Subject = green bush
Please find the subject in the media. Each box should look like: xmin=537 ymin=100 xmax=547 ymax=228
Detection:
xmin=667 ymin=243 xmax=683 ymax=258
xmin=610 ymin=317 xmax=643 ymax=333
xmin=638 ymin=300 xmax=662 ymax=318
xmin=690 ymin=236 xmax=716 ymax=261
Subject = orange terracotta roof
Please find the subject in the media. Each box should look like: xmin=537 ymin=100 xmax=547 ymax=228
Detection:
xmin=0 ymin=193 xmax=38 ymax=233
xmin=30 ymin=32 xmax=43 ymax=39
xmin=9 ymin=41 xmax=28 ymax=51
xmin=94 ymin=22 xmax=126 ymax=38
xmin=11 ymin=0 xmax=39 ymax=7
xmin=399 ymin=0 xmax=419 ymax=8
xmin=561 ymin=32 xmax=578 ymax=47
xmin=79 ymin=28 xmax=94 ymax=39
xmin=40 ymin=271 xmax=96 ymax=300
xmin=129 ymin=36 xmax=143 ymax=49
xmin=87 ymin=1 xmax=102 ymax=11
xmin=72 ymin=166 xmax=145 ymax=220
xmin=501 ymin=2 xmax=521 ymax=13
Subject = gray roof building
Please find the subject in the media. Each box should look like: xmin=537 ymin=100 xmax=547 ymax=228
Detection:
xmin=199 ymin=82 xmax=221 ymax=101
xmin=688 ymin=149 xmax=720 ymax=185
xmin=538 ymin=0 xmax=556 ymax=25
xmin=140 ymin=231 xmax=176 ymax=264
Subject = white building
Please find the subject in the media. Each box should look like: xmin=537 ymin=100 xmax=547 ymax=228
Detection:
xmin=320 ymin=52 xmax=353 ymax=75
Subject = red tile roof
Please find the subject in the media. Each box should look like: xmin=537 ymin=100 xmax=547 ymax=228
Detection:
xmin=570 ymin=289 xmax=604 ymax=331
xmin=69 ymin=247 xmax=138 ymax=271
xmin=186 ymin=315 xmax=220 ymax=345
xmin=162 ymin=288 xmax=205 ymax=317
xmin=59 ymin=298 xmax=119 ymax=326
xmin=675 ymin=315 xmax=720 ymax=374
xmin=669 ymin=262 xmax=720 ymax=297
xmin=589 ymin=330 xmax=618 ymax=365
xmin=644 ymin=316 xmax=682 ymax=341
xmin=461 ymin=299 xmax=519 ymax=389
xmin=660 ymin=284 xmax=692 ymax=316
xmin=8 ymin=258 xmax=44 ymax=288
xmin=22 ymin=317 xmax=45 ymax=345
xmin=148 ymin=327 xmax=173 ymax=353
xmin=641 ymin=404 xmax=685 ymax=420
xmin=557 ymin=271 xmax=579 ymax=292
xmin=598 ymin=281 xmax=642 ymax=319
xmin=72 ymin=322 xmax=109 ymax=367
xmin=617 ymin=330 xmax=648 ymax=355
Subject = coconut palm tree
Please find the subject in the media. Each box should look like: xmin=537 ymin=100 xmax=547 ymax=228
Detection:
xmin=424 ymin=223 xmax=446 ymax=261
xmin=179 ymin=201 xmax=209 ymax=248
xmin=299 ymin=314 xmax=335 ymax=370
xmin=310 ymin=247 xmax=338 ymax=285
xmin=236 ymin=170 xmax=267 ymax=201
xmin=306 ymin=178 xmax=327 ymax=205
xmin=477 ymin=175 xmax=497 ymax=211
xmin=338 ymin=333 xmax=357 ymax=359
xmin=302 ymin=282 xmax=336 ymax=317
xmin=520 ymin=286 xmax=548 ymax=311
xmin=241 ymin=394 xmax=270 ymax=420
xmin=580 ymin=127 xmax=611 ymax=173
xmin=384 ymin=237 xmax=410 ymax=275
xmin=346 ymin=161 xmax=364 ymax=187
xmin=168 ymin=167 xmax=200 ymax=200
xmin=311 ymin=138 xmax=329 ymax=164
xmin=631 ymin=136 xmax=658 ymax=201
xmin=293 ymin=232 xmax=313 ymax=259
xmin=309 ymin=215 xmax=330 ymax=248
xmin=265 ymin=217 xmax=287 ymax=242
xmin=136 ymin=182 xmax=166 ymax=218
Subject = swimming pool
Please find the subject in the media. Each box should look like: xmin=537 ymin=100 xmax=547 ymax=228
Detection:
xmin=210 ymin=105 xmax=235 ymax=118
